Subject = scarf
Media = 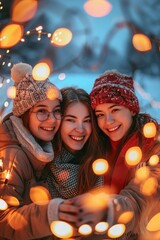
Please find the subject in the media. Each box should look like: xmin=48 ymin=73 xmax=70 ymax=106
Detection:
xmin=105 ymin=132 xmax=155 ymax=194
xmin=47 ymin=148 xmax=80 ymax=199
xmin=10 ymin=115 xmax=54 ymax=163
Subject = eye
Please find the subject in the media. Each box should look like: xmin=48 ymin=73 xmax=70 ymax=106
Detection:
xmin=96 ymin=113 xmax=104 ymax=119
xmin=84 ymin=118 xmax=91 ymax=123
xmin=112 ymin=108 xmax=119 ymax=113
xmin=53 ymin=108 xmax=61 ymax=114
xmin=37 ymin=109 xmax=47 ymax=114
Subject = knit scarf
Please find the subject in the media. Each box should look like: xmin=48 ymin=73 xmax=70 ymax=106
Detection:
xmin=10 ymin=115 xmax=54 ymax=163
xmin=47 ymin=148 xmax=80 ymax=199
xmin=105 ymin=132 xmax=155 ymax=194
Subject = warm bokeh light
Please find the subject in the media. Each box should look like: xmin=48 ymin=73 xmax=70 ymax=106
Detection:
xmin=77 ymin=189 xmax=109 ymax=212
xmin=143 ymin=122 xmax=157 ymax=138
xmin=146 ymin=213 xmax=160 ymax=232
xmin=8 ymin=212 xmax=28 ymax=230
xmin=108 ymin=224 xmax=126 ymax=238
xmin=3 ymin=195 xmax=20 ymax=207
xmin=0 ymin=198 xmax=8 ymax=210
xmin=92 ymin=158 xmax=109 ymax=175
xmin=132 ymin=33 xmax=152 ymax=52
xmin=0 ymin=23 xmax=24 ymax=48
xmin=30 ymin=186 xmax=50 ymax=205
xmin=50 ymin=221 xmax=73 ymax=238
xmin=46 ymin=86 xmax=62 ymax=101
xmin=11 ymin=0 xmax=38 ymax=23
xmin=32 ymin=62 xmax=50 ymax=81
xmin=140 ymin=177 xmax=158 ymax=196
xmin=51 ymin=28 xmax=72 ymax=47
xmin=125 ymin=146 xmax=142 ymax=166
xmin=7 ymin=86 xmax=16 ymax=99
xmin=117 ymin=211 xmax=134 ymax=224
xmin=135 ymin=166 xmax=150 ymax=182
xmin=78 ymin=224 xmax=92 ymax=236
xmin=149 ymin=154 xmax=159 ymax=166
xmin=95 ymin=221 xmax=109 ymax=233
xmin=84 ymin=0 xmax=112 ymax=17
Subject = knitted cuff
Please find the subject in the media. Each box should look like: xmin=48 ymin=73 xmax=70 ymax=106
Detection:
xmin=47 ymin=198 xmax=64 ymax=225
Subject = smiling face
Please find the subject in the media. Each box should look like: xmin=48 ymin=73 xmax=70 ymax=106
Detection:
xmin=95 ymin=103 xmax=135 ymax=142
xmin=60 ymin=102 xmax=92 ymax=153
xmin=28 ymin=98 xmax=61 ymax=142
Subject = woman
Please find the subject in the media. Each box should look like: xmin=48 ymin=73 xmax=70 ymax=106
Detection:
xmin=47 ymin=86 xmax=103 ymax=203
xmin=71 ymin=70 xmax=160 ymax=239
xmin=0 ymin=62 xmax=64 ymax=240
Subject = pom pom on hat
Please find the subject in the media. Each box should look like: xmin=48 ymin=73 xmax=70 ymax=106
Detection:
xmin=11 ymin=62 xmax=62 ymax=117
xmin=11 ymin=63 xmax=32 ymax=85
xmin=90 ymin=69 xmax=140 ymax=113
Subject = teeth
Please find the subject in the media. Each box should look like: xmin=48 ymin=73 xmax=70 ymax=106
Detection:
xmin=108 ymin=126 xmax=119 ymax=132
xmin=71 ymin=136 xmax=84 ymax=141
xmin=42 ymin=127 xmax=54 ymax=131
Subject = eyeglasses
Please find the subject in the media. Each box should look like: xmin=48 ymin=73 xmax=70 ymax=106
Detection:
xmin=32 ymin=109 xmax=62 ymax=122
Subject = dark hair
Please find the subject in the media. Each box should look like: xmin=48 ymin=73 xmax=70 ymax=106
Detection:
xmin=53 ymin=87 xmax=103 ymax=194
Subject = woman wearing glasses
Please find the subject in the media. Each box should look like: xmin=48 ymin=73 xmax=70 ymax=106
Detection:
xmin=0 ymin=62 xmax=63 ymax=240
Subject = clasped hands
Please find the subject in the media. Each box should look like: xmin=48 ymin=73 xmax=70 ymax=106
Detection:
xmin=58 ymin=192 xmax=109 ymax=237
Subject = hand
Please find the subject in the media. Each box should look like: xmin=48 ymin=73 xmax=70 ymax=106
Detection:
xmin=72 ymin=192 xmax=108 ymax=229
xmin=58 ymin=199 xmax=79 ymax=223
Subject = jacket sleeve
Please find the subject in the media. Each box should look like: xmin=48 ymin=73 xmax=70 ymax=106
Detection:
xmin=0 ymin=147 xmax=63 ymax=240
xmin=106 ymin=161 xmax=160 ymax=236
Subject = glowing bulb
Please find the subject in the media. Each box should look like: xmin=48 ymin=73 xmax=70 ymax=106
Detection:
xmin=149 ymin=154 xmax=159 ymax=166
xmin=95 ymin=222 xmax=109 ymax=233
xmin=51 ymin=28 xmax=72 ymax=47
xmin=78 ymin=224 xmax=92 ymax=235
xmin=140 ymin=177 xmax=158 ymax=196
xmin=84 ymin=0 xmax=112 ymax=17
xmin=146 ymin=213 xmax=160 ymax=231
xmin=135 ymin=166 xmax=150 ymax=181
xmin=0 ymin=199 xmax=8 ymax=210
xmin=143 ymin=122 xmax=157 ymax=138
xmin=117 ymin=211 xmax=134 ymax=224
xmin=32 ymin=62 xmax=50 ymax=81
xmin=7 ymin=86 xmax=16 ymax=99
xmin=108 ymin=224 xmax=126 ymax=238
xmin=50 ymin=221 xmax=73 ymax=238
xmin=0 ymin=23 xmax=24 ymax=48
xmin=92 ymin=158 xmax=109 ymax=175
xmin=125 ymin=146 xmax=142 ymax=166
xmin=132 ymin=33 xmax=152 ymax=52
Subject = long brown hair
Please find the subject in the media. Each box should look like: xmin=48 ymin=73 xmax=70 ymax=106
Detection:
xmin=53 ymin=87 xmax=103 ymax=194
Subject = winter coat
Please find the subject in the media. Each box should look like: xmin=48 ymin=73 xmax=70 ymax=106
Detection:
xmin=104 ymin=127 xmax=160 ymax=239
xmin=0 ymin=116 xmax=63 ymax=240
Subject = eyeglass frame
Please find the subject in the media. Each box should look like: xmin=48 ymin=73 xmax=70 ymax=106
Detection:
xmin=31 ymin=109 xmax=62 ymax=122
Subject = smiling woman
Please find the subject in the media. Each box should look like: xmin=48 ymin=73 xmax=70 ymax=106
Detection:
xmin=0 ymin=62 xmax=69 ymax=240
xmin=47 ymin=87 xmax=103 ymax=200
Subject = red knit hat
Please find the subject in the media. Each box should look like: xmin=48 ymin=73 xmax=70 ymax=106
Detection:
xmin=90 ymin=70 xmax=140 ymax=113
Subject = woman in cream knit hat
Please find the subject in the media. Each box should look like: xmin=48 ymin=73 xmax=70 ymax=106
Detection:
xmin=0 ymin=62 xmax=64 ymax=240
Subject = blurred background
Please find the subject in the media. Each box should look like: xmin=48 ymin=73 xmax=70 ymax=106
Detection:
xmin=0 ymin=0 xmax=160 ymax=121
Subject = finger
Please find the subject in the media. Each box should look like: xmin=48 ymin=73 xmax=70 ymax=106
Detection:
xmin=59 ymin=211 xmax=78 ymax=222
xmin=59 ymin=203 xmax=79 ymax=214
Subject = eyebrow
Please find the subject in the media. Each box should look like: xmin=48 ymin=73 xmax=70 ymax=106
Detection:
xmin=95 ymin=104 xmax=119 ymax=112
xmin=34 ymin=104 xmax=60 ymax=109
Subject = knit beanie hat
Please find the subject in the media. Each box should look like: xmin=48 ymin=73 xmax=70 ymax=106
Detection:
xmin=11 ymin=62 xmax=62 ymax=117
xmin=90 ymin=69 xmax=140 ymax=113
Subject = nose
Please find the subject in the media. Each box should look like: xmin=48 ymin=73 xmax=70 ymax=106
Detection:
xmin=105 ymin=113 xmax=114 ymax=123
xmin=48 ymin=112 xmax=56 ymax=120
xmin=75 ymin=122 xmax=84 ymax=133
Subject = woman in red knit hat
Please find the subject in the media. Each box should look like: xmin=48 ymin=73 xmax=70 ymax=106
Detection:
xmin=69 ymin=70 xmax=160 ymax=239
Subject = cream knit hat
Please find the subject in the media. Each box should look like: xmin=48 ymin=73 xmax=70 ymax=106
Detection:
xmin=11 ymin=62 xmax=62 ymax=117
